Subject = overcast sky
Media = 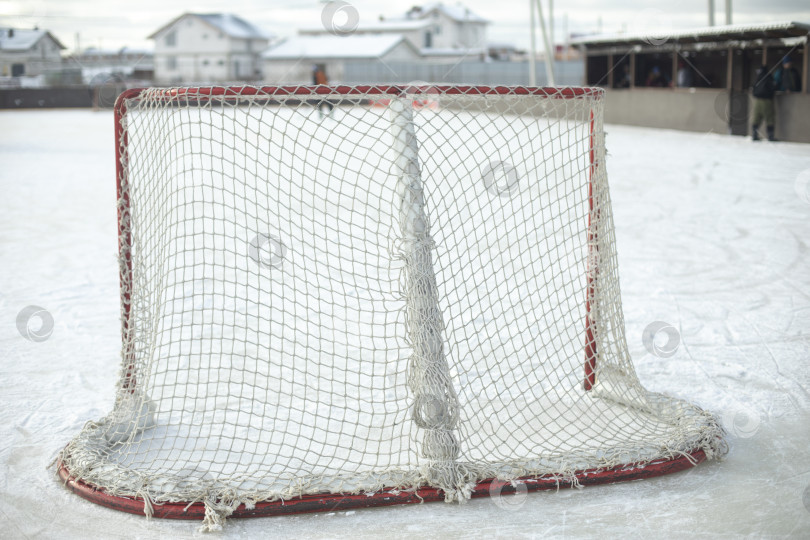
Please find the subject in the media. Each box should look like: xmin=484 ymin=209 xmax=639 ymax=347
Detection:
xmin=1 ymin=0 xmax=809 ymax=52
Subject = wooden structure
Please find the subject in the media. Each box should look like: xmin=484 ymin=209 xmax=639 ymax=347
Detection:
xmin=575 ymin=22 xmax=810 ymax=142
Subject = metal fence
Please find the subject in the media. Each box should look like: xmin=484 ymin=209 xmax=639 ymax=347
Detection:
xmin=343 ymin=60 xmax=584 ymax=86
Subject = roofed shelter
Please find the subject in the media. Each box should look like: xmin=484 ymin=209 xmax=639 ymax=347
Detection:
xmin=575 ymin=22 xmax=810 ymax=143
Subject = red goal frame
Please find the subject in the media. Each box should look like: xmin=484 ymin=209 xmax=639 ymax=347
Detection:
xmin=58 ymin=449 xmax=706 ymax=519
xmin=58 ymin=85 xmax=709 ymax=520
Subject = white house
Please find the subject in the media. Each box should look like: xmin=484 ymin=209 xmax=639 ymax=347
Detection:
xmin=262 ymin=35 xmax=421 ymax=84
xmin=149 ymin=13 xmax=271 ymax=84
xmin=299 ymin=2 xmax=489 ymax=60
xmin=0 ymin=27 xmax=65 ymax=78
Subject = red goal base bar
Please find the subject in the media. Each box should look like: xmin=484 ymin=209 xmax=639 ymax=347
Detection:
xmin=57 ymin=448 xmax=706 ymax=520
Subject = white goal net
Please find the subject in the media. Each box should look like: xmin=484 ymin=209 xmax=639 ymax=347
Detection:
xmin=57 ymin=85 xmax=725 ymax=530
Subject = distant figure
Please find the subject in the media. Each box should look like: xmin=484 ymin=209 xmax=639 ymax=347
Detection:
xmin=751 ymin=64 xmax=776 ymax=141
xmin=775 ymin=56 xmax=801 ymax=92
xmin=645 ymin=66 xmax=668 ymax=88
xmin=616 ymin=64 xmax=631 ymax=88
xmin=312 ymin=65 xmax=334 ymax=118
xmin=676 ymin=60 xmax=694 ymax=88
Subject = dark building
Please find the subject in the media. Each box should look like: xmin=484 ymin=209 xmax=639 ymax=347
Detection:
xmin=575 ymin=22 xmax=810 ymax=143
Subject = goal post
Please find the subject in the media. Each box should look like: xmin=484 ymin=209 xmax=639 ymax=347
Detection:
xmin=56 ymin=84 xmax=725 ymax=529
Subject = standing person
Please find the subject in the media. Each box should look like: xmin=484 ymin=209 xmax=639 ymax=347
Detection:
xmin=777 ymin=56 xmax=801 ymax=92
xmin=312 ymin=65 xmax=333 ymax=118
xmin=676 ymin=60 xmax=694 ymax=88
xmin=645 ymin=66 xmax=668 ymax=87
xmin=615 ymin=63 xmax=631 ymax=88
xmin=751 ymin=64 xmax=776 ymax=141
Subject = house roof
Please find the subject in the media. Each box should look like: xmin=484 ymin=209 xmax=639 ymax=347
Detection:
xmin=404 ymin=3 xmax=489 ymax=24
xmin=572 ymin=21 xmax=810 ymax=48
xmin=420 ymin=47 xmax=487 ymax=56
xmin=262 ymin=35 xmax=418 ymax=60
xmin=77 ymin=47 xmax=153 ymax=57
xmin=0 ymin=28 xmax=65 ymax=51
xmin=148 ymin=13 xmax=270 ymax=40
xmin=299 ymin=19 xmax=431 ymax=34
xmin=299 ymin=3 xmax=488 ymax=36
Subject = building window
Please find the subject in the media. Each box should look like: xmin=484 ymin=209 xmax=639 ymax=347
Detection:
xmin=202 ymin=33 xmax=208 ymax=39
xmin=165 ymin=31 xmax=176 ymax=46
xmin=435 ymin=25 xmax=441 ymax=35
xmin=202 ymin=59 xmax=209 ymax=66
xmin=635 ymin=52 xmax=674 ymax=87
xmin=424 ymin=31 xmax=433 ymax=48
xmin=586 ymin=55 xmax=610 ymax=86
xmin=167 ymin=56 xmax=177 ymax=70
xmin=11 ymin=63 xmax=24 ymax=77
xmin=218 ymin=59 xmax=225 ymax=66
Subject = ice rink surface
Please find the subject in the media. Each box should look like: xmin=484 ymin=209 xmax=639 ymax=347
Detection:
xmin=1 ymin=108 xmax=809 ymax=538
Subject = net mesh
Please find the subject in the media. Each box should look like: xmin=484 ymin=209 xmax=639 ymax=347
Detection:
xmin=58 ymin=85 xmax=724 ymax=529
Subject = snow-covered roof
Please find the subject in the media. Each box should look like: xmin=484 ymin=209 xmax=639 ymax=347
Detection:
xmin=299 ymin=19 xmax=431 ymax=34
xmin=262 ymin=35 xmax=416 ymax=60
xmin=572 ymin=20 xmax=810 ymax=47
xmin=77 ymin=47 xmax=153 ymax=57
xmin=197 ymin=14 xmax=268 ymax=39
xmin=404 ymin=3 xmax=489 ymax=24
xmin=0 ymin=28 xmax=65 ymax=51
xmin=148 ymin=13 xmax=269 ymax=41
xmin=420 ymin=47 xmax=487 ymax=56
xmin=298 ymin=3 xmax=488 ymax=36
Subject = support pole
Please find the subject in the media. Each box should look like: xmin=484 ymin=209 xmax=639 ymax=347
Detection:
xmin=629 ymin=52 xmax=636 ymax=88
xmin=534 ymin=0 xmax=556 ymax=85
xmin=803 ymin=38 xmax=809 ymax=95
xmin=529 ymin=0 xmax=538 ymax=86
xmin=563 ymin=13 xmax=569 ymax=61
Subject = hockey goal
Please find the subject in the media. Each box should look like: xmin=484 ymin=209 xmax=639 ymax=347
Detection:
xmin=57 ymin=85 xmax=725 ymax=530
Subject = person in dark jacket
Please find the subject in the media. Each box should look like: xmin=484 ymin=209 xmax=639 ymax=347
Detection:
xmin=312 ymin=65 xmax=334 ymax=118
xmin=645 ymin=66 xmax=669 ymax=87
xmin=776 ymin=56 xmax=801 ymax=92
xmin=751 ymin=65 xmax=776 ymax=141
